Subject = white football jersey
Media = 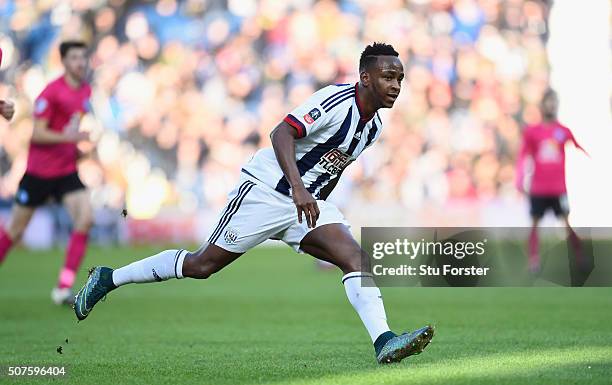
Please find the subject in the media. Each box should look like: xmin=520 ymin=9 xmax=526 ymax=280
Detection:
xmin=242 ymin=83 xmax=384 ymax=199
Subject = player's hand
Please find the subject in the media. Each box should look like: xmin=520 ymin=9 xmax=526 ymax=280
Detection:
xmin=0 ymin=100 xmax=15 ymax=121
xmin=64 ymin=113 xmax=81 ymax=134
xmin=292 ymin=185 xmax=320 ymax=228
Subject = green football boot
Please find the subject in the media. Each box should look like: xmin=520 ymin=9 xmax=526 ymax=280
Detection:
xmin=73 ymin=267 xmax=116 ymax=321
xmin=376 ymin=325 xmax=434 ymax=364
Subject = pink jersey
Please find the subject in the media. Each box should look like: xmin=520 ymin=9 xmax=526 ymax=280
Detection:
xmin=516 ymin=121 xmax=583 ymax=196
xmin=28 ymin=76 xmax=91 ymax=178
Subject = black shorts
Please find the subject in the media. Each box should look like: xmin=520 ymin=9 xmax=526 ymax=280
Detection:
xmin=15 ymin=172 xmax=85 ymax=207
xmin=529 ymin=194 xmax=569 ymax=218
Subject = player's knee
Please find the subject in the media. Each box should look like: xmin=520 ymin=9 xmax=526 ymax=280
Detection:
xmin=344 ymin=256 xmax=362 ymax=274
xmin=74 ymin=216 xmax=93 ymax=232
xmin=338 ymin=248 xmax=363 ymax=274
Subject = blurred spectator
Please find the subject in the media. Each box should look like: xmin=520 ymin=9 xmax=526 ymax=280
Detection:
xmin=0 ymin=0 xmax=551 ymax=219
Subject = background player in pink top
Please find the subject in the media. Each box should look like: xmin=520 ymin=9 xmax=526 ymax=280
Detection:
xmin=516 ymin=89 xmax=586 ymax=273
xmin=0 ymin=41 xmax=93 ymax=305
xmin=0 ymin=47 xmax=16 ymax=121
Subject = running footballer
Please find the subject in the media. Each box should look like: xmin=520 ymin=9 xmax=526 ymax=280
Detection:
xmin=74 ymin=43 xmax=434 ymax=364
xmin=0 ymin=41 xmax=93 ymax=305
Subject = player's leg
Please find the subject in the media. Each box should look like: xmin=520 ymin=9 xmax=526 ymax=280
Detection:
xmin=56 ymin=189 xmax=92 ymax=299
xmin=528 ymin=216 xmax=540 ymax=273
xmin=74 ymin=177 xmax=268 ymax=320
xmin=181 ymin=242 xmax=243 ymax=279
xmin=0 ymin=173 xmax=48 ymax=264
xmin=528 ymin=196 xmax=544 ymax=273
xmin=111 ymin=243 xmax=242 ymax=286
xmin=74 ymin=241 xmax=243 ymax=320
xmin=555 ymin=195 xmax=586 ymax=269
xmin=299 ymin=221 xmax=433 ymax=363
xmin=300 ymin=224 xmax=388 ymax=340
xmin=0 ymin=204 xmax=36 ymax=264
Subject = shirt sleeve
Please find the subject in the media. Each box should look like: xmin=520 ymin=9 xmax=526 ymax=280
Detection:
xmin=33 ymin=85 xmax=55 ymax=120
xmin=563 ymin=125 xmax=587 ymax=155
xmin=283 ymin=85 xmax=346 ymax=138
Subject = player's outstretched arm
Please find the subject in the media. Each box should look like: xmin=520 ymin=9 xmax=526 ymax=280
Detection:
xmin=569 ymin=131 xmax=589 ymax=157
xmin=31 ymin=118 xmax=89 ymax=144
xmin=270 ymin=121 xmax=320 ymax=228
xmin=0 ymin=99 xmax=14 ymax=121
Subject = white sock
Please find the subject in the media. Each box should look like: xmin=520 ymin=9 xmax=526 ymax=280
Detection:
xmin=112 ymin=249 xmax=188 ymax=287
xmin=342 ymin=271 xmax=391 ymax=342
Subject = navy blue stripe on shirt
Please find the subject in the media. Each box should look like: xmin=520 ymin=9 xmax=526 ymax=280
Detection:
xmin=320 ymin=86 xmax=353 ymax=107
xmin=307 ymin=173 xmax=332 ymax=196
xmin=364 ymin=120 xmax=378 ymax=148
xmin=324 ymin=92 xmax=355 ymax=113
xmin=275 ymin=106 xmax=354 ymax=196
xmin=346 ymin=119 xmax=367 ymax=155
xmin=322 ymin=88 xmax=354 ymax=110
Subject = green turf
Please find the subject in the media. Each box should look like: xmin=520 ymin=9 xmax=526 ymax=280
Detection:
xmin=1 ymin=245 xmax=611 ymax=384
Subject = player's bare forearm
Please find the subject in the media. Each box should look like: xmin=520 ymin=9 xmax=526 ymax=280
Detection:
xmin=270 ymin=121 xmax=320 ymax=227
xmin=574 ymin=140 xmax=589 ymax=157
xmin=271 ymin=121 xmax=305 ymax=190
xmin=31 ymin=120 xmax=87 ymax=144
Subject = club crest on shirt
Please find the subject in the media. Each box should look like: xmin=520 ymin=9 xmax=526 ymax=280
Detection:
xmin=318 ymin=148 xmax=353 ymax=175
xmin=303 ymin=108 xmax=321 ymax=124
xmin=224 ymin=227 xmax=239 ymax=245
xmin=34 ymin=98 xmax=48 ymax=114
xmin=553 ymin=127 xmax=566 ymax=142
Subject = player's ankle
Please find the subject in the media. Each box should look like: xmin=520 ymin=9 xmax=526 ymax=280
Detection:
xmin=373 ymin=330 xmax=396 ymax=355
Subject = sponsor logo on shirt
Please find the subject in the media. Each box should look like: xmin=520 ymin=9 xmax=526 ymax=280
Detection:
xmin=538 ymin=139 xmax=561 ymax=163
xmin=318 ymin=148 xmax=353 ymax=175
xmin=303 ymin=108 xmax=321 ymax=124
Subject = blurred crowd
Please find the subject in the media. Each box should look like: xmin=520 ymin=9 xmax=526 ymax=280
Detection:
xmin=0 ymin=0 xmax=552 ymax=219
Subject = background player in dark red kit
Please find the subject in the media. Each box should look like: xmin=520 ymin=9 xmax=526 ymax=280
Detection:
xmin=516 ymin=89 xmax=587 ymax=273
xmin=0 ymin=47 xmax=16 ymax=122
xmin=0 ymin=41 xmax=93 ymax=305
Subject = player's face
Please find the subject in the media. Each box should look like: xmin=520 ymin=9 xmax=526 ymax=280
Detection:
xmin=541 ymin=93 xmax=558 ymax=118
xmin=62 ymin=48 xmax=88 ymax=81
xmin=368 ymin=56 xmax=404 ymax=108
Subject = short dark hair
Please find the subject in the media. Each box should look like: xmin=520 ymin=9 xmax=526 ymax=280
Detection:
xmin=359 ymin=42 xmax=399 ymax=72
xmin=59 ymin=40 xmax=87 ymax=58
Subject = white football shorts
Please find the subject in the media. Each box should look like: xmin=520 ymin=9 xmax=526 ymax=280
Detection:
xmin=206 ymin=172 xmax=349 ymax=253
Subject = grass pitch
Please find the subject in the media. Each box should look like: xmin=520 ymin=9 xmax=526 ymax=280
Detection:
xmin=1 ymin=245 xmax=611 ymax=384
